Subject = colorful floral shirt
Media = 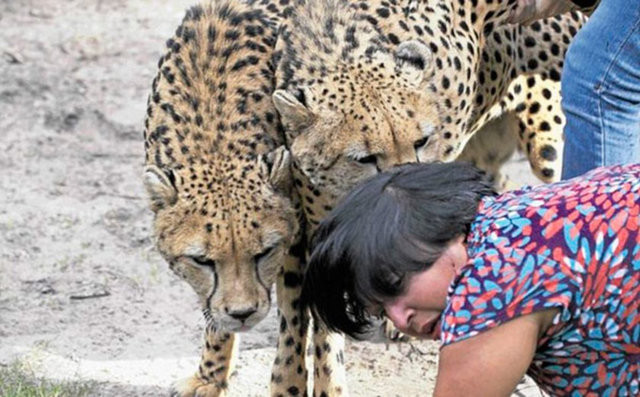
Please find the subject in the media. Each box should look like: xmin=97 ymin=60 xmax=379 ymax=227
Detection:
xmin=441 ymin=164 xmax=640 ymax=396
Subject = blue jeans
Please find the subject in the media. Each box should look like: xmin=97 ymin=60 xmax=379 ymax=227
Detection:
xmin=561 ymin=0 xmax=640 ymax=179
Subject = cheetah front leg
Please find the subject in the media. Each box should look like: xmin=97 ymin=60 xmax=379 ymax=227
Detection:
xmin=381 ymin=318 xmax=412 ymax=342
xmin=312 ymin=325 xmax=348 ymax=397
xmin=271 ymin=254 xmax=309 ymax=396
xmin=171 ymin=327 xmax=238 ymax=397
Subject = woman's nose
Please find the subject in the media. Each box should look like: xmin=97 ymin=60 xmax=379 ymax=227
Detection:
xmin=384 ymin=301 xmax=411 ymax=332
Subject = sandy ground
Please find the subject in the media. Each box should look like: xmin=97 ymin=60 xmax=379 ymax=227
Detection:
xmin=0 ymin=0 xmax=542 ymax=395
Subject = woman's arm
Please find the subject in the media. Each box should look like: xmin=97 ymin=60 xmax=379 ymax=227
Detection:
xmin=434 ymin=309 xmax=557 ymax=397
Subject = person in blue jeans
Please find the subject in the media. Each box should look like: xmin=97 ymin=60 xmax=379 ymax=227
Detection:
xmin=509 ymin=0 xmax=640 ymax=179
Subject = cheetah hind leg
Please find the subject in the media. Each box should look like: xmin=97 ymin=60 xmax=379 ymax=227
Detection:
xmin=171 ymin=326 xmax=238 ymax=397
xmin=510 ymin=77 xmax=564 ymax=183
xmin=457 ymin=112 xmax=520 ymax=192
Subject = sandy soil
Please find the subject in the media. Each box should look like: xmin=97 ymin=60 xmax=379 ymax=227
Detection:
xmin=0 ymin=1 xmax=541 ymax=395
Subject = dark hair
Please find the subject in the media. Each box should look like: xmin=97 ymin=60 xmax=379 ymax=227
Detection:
xmin=301 ymin=162 xmax=496 ymax=338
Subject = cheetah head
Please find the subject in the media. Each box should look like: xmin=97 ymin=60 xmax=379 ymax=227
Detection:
xmin=144 ymin=147 xmax=298 ymax=331
xmin=273 ymin=40 xmax=443 ymax=214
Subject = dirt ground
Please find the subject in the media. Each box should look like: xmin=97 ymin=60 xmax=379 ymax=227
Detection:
xmin=0 ymin=1 xmax=542 ymax=396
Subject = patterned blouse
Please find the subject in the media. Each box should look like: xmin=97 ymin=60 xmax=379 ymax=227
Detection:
xmin=441 ymin=164 xmax=640 ymax=396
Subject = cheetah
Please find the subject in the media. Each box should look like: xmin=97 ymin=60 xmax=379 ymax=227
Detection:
xmin=274 ymin=1 xmax=589 ymax=193
xmin=271 ymin=0 xmax=590 ymax=394
xmin=143 ymin=2 xmax=309 ymax=395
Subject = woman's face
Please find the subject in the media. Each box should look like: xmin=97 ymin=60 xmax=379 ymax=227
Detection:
xmin=381 ymin=236 xmax=468 ymax=339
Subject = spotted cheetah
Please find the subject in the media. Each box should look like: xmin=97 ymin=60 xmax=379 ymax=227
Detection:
xmin=143 ymin=2 xmax=309 ymax=396
xmin=271 ymin=0 xmax=589 ymax=394
xmin=274 ymin=1 xmax=589 ymax=194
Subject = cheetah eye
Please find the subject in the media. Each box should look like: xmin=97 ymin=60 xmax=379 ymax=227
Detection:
xmin=356 ymin=154 xmax=377 ymax=165
xmin=414 ymin=136 xmax=429 ymax=149
xmin=190 ymin=256 xmax=216 ymax=267
xmin=254 ymin=246 xmax=275 ymax=265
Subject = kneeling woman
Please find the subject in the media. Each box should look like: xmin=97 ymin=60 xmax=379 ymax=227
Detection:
xmin=302 ymin=162 xmax=640 ymax=396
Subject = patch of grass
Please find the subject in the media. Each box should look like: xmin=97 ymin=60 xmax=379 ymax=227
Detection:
xmin=0 ymin=361 xmax=96 ymax=397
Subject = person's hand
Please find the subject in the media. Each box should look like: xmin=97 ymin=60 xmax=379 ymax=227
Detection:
xmin=507 ymin=0 xmax=578 ymax=25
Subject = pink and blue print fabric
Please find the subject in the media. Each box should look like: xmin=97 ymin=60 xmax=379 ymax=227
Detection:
xmin=441 ymin=164 xmax=640 ymax=396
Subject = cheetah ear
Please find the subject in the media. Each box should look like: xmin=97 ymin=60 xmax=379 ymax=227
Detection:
xmin=143 ymin=165 xmax=178 ymax=212
xmin=261 ymin=145 xmax=293 ymax=196
xmin=272 ymin=89 xmax=315 ymax=140
xmin=394 ymin=40 xmax=433 ymax=87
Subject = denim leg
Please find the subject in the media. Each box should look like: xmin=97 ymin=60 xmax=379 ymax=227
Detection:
xmin=561 ymin=0 xmax=640 ymax=180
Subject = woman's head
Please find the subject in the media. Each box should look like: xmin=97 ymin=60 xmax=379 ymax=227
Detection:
xmin=301 ymin=162 xmax=496 ymax=338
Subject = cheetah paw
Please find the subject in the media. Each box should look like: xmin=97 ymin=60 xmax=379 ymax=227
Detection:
xmin=170 ymin=375 xmax=227 ymax=397
xmin=383 ymin=319 xmax=412 ymax=343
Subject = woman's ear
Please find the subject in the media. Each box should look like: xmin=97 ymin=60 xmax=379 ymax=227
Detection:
xmin=450 ymin=235 xmax=468 ymax=271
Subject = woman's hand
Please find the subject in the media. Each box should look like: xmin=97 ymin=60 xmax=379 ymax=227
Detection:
xmin=507 ymin=0 xmax=578 ymax=25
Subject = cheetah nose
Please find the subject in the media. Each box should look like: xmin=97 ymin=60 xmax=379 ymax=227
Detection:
xmin=226 ymin=307 xmax=257 ymax=321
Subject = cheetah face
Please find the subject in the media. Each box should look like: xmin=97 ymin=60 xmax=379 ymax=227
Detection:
xmin=144 ymin=147 xmax=299 ymax=332
xmin=273 ymin=40 xmax=443 ymax=203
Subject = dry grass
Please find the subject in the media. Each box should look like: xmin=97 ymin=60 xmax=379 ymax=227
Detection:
xmin=0 ymin=360 xmax=95 ymax=397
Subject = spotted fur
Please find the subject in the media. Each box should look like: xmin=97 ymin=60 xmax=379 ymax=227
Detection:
xmin=143 ymin=2 xmax=307 ymax=396
xmin=271 ymin=1 xmax=588 ymax=395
